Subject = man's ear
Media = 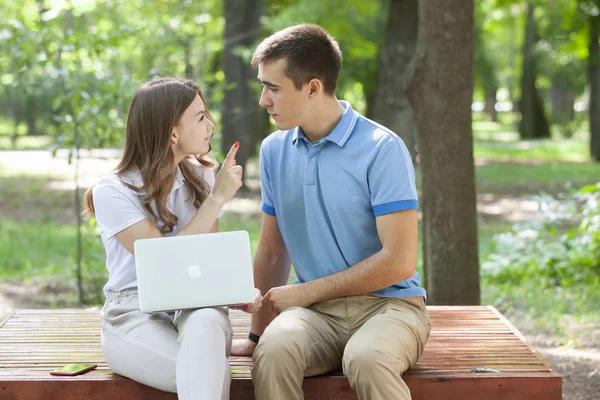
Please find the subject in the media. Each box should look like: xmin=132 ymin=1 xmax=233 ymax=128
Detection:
xmin=308 ymin=79 xmax=322 ymax=98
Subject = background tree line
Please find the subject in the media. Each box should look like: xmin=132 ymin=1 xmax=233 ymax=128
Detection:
xmin=1 ymin=0 xmax=599 ymax=305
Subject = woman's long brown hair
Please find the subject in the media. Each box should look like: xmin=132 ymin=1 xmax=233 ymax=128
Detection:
xmin=83 ymin=77 xmax=216 ymax=234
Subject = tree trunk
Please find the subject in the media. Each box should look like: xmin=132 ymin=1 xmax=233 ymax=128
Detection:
xmin=519 ymin=3 xmax=550 ymax=139
xmin=74 ymin=147 xmax=85 ymax=304
xmin=551 ymin=74 xmax=575 ymax=124
xmin=26 ymin=97 xmax=36 ymax=136
xmin=507 ymin=9 xmax=519 ymax=128
xmin=474 ymin=11 xmax=498 ymax=123
xmin=10 ymin=94 xmax=22 ymax=148
xmin=406 ymin=0 xmax=480 ymax=305
xmin=371 ymin=0 xmax=418 ymax=163
xmin=183 ymin=38 xmax=194 ymax=79
xmin=484 ymin=84 xmax=498 ymax=122
xmin=250 ymin=108 xmax=270 ymax=159
xmin=590 ymin=15 xmax=600 ymax=162
xmin=222 ymin=0 xmax=264 ymax=177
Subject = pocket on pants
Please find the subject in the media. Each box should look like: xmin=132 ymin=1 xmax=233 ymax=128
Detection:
xmin=387 ymin=297 xmax=430 ymax=346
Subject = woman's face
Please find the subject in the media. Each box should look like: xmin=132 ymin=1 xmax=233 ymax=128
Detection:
xmin=171 ymin=94 xmax=214 ymax=161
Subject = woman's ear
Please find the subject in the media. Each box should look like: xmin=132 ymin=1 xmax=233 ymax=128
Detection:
xmin=170 ymin=127 xmax=178 ymax=145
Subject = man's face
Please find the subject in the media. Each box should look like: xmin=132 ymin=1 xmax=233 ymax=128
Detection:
xmin=257 ymin=59 xmax=309 ymax=131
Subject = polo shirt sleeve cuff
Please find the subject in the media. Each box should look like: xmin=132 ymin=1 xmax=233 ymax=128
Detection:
xmin=100 ymin=215 xmax=147 ymax=239
xmin=261 ymin=202 xmax=276 ymax=216
xmin=372 ymin=200 xmax=419 ymax=216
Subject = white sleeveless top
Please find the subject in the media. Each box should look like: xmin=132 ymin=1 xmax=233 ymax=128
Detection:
xmin=92 ymin=162 xmax=219 ymax=296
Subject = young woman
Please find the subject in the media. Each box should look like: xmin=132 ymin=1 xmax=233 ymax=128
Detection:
xmin=83 ymin=77 xmax=261 ymax=400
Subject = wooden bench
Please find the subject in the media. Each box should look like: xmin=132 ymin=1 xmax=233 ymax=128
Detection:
xmin=0 ymin=306 xmax=561 ymax=399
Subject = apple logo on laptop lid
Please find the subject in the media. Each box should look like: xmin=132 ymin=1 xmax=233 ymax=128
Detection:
xmin=187 ymin=265 xmax=203 ymax=278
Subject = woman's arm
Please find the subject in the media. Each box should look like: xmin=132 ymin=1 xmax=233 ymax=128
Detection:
xmin=114 ymin=144 xmax=241 ymax=254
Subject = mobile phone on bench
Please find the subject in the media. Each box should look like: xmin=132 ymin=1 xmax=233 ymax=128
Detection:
xmin=50 ymin=363 xmax=97 ymax=376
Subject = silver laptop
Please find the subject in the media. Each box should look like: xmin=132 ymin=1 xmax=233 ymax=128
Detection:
xmin=134 ymin=230 xmax=256 ymax=313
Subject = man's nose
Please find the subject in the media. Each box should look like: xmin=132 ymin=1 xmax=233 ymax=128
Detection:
xmin=259 ymin=89 xmax=270 ymax=108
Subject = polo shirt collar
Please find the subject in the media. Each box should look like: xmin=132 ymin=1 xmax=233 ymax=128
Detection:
xmin=172 ymin=166 xmax=185 ymax=191
xmin=291 ymin=126 xmax=307 ymax=145
xmin=291 ymin=101 xmax=358 ymax=147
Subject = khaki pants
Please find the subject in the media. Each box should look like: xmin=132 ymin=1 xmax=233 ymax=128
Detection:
xmin=101 ymin=288 xmax=233 ymax=400
xmin=252 ymin=295 xmax=431 ymax=400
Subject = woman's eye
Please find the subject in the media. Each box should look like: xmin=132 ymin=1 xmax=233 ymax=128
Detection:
xmin=199 ymin=115 xmax=205 ymax=122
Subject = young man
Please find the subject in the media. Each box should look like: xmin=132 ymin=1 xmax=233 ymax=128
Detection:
xmin=231 ymin=24 xmax=430 ymax=400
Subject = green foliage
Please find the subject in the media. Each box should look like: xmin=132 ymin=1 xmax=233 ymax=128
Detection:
xmin=0 ymin=0 xmax=391 ymax=147
xmin=483 ymin=183 xmax=600 ymax=287
xmin=262 ymin=0 xmax=387 ymax=115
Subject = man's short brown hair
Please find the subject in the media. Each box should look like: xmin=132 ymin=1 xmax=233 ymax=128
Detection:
xmin=252 ymin=24 xmax=342 ymax=94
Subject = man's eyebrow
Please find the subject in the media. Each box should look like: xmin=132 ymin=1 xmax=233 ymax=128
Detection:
xmin=259 ymin=79 xmax=280 ymax=88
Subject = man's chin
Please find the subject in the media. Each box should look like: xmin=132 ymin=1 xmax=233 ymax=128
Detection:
xmin=274 ymin=120 xmax=293 ymax=131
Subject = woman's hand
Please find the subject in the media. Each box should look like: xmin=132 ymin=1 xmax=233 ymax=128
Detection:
xmin=231 ymin=288 xmax=263 ymax=313
xmin=211 ymin=142 xmax=243 ymax=206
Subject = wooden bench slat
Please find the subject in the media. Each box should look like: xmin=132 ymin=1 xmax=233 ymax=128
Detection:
xmin=0 ymin=306 xmax=561 ymax=400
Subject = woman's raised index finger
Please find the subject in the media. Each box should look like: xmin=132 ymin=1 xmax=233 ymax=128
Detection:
xmin=223 ymin=141 xmax=239 ymax=167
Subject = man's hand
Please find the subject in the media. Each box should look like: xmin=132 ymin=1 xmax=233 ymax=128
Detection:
xmin=230 ymin=338 xmax=257 ymax=356
xmin=263 ymin=284 xmax=315 ymax=314
xmin=231 ymin=288 xmax=263 ymax=313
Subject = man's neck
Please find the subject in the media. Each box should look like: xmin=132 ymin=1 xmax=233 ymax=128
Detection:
xmin=301 ymin=97 xmax=345 ymax=143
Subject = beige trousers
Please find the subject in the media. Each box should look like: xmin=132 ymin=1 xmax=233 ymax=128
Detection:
xmin=101 ymin=288 xmax=233 ymax=400
xmin=252 ymin=295 xmax=431 ymax=400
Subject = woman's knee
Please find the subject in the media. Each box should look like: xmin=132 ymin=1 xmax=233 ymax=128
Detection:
xmin=180 ymin=307 xmax=229 ymax=330
xmin=178 ymin=308 xmax=232 ymax=343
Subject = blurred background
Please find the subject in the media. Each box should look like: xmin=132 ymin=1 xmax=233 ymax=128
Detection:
xmin=1 ymin=1 xmax=599 ymax=398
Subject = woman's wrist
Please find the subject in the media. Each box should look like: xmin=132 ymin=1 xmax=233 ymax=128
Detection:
xmin=206 ymin=193 xmax=226 ymax=209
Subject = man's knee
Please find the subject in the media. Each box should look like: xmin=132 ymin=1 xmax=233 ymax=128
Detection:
xmin=342 ymin=344 xmax=403 ymax=381
xmin=253 ymin=322 xmax=306 ymax=367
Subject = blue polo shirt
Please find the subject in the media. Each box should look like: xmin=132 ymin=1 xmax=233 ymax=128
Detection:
xmin=259 ymin=101 xmax=426 ymax=299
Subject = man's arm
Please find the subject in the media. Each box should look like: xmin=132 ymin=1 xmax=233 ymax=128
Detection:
xmin=251 ymin=213 xmax=292 ymax=334
xmin=264 ymin=209 xmax=417 ymax=312
xmin=230 ymin=212 xmax=291 ymax=356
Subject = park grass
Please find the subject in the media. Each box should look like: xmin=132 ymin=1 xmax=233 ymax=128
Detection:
xmin=0 ymin=135 xmax=53 ymax=151
xmin=472 ymin=116 xmax=591 ymax=163
xmin=475 ymin=162 xmax=600 ymax=195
